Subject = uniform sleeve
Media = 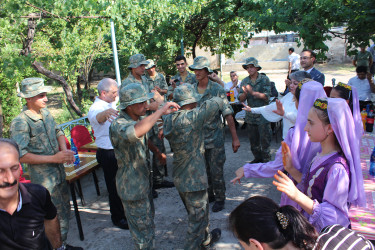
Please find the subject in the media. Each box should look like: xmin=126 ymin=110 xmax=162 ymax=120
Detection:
xmin=217 ymin=86 xmax=233 ymax=117
xmin=43 ymin=188 xmax=57 ymax=220
xmin=159 ymin=74 xmax=168 ymax=90
xmin=197 ymin=97 xmax=223 ymax=125
xmin=110 ymin=119 xmax=140 ymax=148
xmin=10 ymin=118 xmax=31 ymax=158
xmin=262 ymin=77 xmax=272 ymax=99
xmin=309 ymin=163 xmax=350 ymax=231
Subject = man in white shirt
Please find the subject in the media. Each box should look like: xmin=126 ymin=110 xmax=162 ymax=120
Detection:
xmin=348 ymin=66 xmax=375 ymax=110
xmin=288 ymin=47 xmax=300 ymax=75
xmin=224 ymin=71 xmax=242 ymax=100
xmin=87 ymin=78 xmax=128 ymax=230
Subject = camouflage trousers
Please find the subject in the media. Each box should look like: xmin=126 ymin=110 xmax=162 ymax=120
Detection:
xmin=29 ymin=164 xmax=70 ymax=242
xmin=204 ymin=146 xmax=226 ymax=201
xmin=122 ymin=191 xmax=155 ymax=250
xmin=149 ymin=130 xmax=166 ymax=185
xmin=178 ymin=190 xmax=210 ymax=250
xmin=247 ymin=123 xmax=272 ymax=162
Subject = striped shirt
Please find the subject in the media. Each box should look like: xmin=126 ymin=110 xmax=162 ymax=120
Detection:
xmin=314 ymin=224 xmax=374 ymax=250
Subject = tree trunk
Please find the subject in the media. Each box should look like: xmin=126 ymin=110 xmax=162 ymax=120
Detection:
xmin=32 ymin=61 xmax=83 ymax=116
xmin=20 ymin=17 xmax=83 ymax=117
xmin=76 ymin=75 xmax=82 ymax=105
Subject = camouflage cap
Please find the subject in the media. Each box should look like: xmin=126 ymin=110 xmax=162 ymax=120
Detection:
xmin=17 ymin=78 xmax=52 ymax=98
xmin=128 ymin=54 xmax=150 ymax=70
xmin=242 ymin=57 xmax=262 ymax=70
xmin=188 ymin=56 xmax=213 ymax=73
xmin=145 ymin=59 xmax=156 ymax=70
xmin=118 ymin=83 xmax=154 ymax=109
xmin=173 ymin=84 xmax=201 ymax=107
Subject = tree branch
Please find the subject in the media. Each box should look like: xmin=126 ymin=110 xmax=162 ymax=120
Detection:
xmin=32 ymin=61 xmax=83 ymax=116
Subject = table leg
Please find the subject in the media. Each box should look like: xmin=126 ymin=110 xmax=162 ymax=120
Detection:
xmin=76 ymin=180 xmax=85 ymax=206
xmin=92 ymin=170 xmax=100 ymax=196
xmin=70 ymin=183 xmax=84 ymax=241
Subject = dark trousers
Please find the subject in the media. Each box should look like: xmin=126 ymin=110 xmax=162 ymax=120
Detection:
xmin=96 ymin=148 xmax=126 ymax=223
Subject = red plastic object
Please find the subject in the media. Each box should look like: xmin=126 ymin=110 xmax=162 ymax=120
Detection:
xmin=71 ymin=125 xmax=94 ymax=152
xmin=19 ymin=164 xmax=31 ymax=183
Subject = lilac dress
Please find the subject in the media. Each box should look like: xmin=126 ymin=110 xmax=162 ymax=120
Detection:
xmin=301 ymin=152 xmax=350 ymax=231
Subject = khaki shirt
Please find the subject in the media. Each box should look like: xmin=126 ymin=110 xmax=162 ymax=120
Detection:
xmin=121 ymin=73 xmax=149 ymax=91
xmin=109 ymin=111 xmax=151 ymax=201
xmin=10 ymin=108 xmax=66 ymax=184
xmin=163 ymin=97 xmax=225 ymax=192
xmin=167 ymin=72 xmax=197 ymax=98
xmin=239 ymin=73 xmax=272 ymax=125
xmin=194 ymin=80 xmax=233 ymax=148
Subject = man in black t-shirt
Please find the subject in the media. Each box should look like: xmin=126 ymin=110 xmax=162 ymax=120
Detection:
xmin=0 ymin=138 xmax=62 ymax=250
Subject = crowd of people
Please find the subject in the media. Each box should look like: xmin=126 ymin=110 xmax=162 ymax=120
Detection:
xmin=1 ymin=46 xmax=374 ymax=249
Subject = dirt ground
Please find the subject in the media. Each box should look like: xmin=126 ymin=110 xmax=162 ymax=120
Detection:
xmin=53 ymin=63 xmax=357 ymax=249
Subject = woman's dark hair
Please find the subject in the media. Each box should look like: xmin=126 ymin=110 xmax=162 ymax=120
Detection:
xmin=229 ymin=196 xmax=318 ymax=250
xmin=332 ymin=84 xmax=353 ymax=114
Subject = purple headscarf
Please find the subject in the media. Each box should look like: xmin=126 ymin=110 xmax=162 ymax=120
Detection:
xmin=327 ymin=98 xmax=366 ymax=207
xmin=291 ymin=81 xmax=327 ymax=174
xmin=351 ymin=86 xmax=364 ymax=140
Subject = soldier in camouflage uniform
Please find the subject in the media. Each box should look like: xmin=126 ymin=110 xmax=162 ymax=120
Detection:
xmin=121 ymin=54 xmax=149 ymax=89
xmin=109 ymin=83 xmax=179 ymax=250
xmin=10 ymin=78 xmax=81 ymax=250
xmin=163 ymin=84 xmax=223 ymax=249
xmin=190 ymin=56 xmax=241 ymax=213
xmin=144 ymin=60 xmax=172 ymax=189
xmin=238 ymin=57 xmax=272 ymax=163
xmin=167 ymin=55 xmax=197 ymax=100
xmin=123 ymin=55 xmax=174 ymax=191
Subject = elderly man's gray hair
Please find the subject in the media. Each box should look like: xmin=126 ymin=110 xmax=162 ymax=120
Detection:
xmin=97 ymin=78 xmax=118 ymax=95
xmin=290 ymin=71 xmax=311 ymax=82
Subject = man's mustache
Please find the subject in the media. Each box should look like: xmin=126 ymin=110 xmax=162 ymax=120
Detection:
xmin=0 ymin=180 xmax=17 ymax=188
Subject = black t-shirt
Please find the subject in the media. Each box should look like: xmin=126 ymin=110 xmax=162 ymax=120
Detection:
xmin=0 ymin=183 xmax=57 ymax=250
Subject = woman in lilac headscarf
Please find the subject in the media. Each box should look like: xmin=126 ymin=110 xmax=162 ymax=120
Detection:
xmin=231 ymin=80 xmax=326 ymax=206
xmin=274 ymin=98 xmax=366 ymax=231
xmin=330 ymin=82 xmax=363 ymax=140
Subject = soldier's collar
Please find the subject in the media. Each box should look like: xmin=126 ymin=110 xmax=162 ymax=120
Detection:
xmin=24 ymin=108 xmax=48 ymax=121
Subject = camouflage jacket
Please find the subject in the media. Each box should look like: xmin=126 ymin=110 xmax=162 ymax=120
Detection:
xmin=163 ymin=97 xmax=225 ymax=192
xmin=10 ymin=108 xmax=66 ymax=183
xmin=239 ymin=73 xmax=272 ymax=124
xmin=167 ymin=71 xmax=197 ymax=98
xmin=109 ymin=111 xmax=151 ymax=201
xmin=194 ymin=80 xmax=233 ymax=148
xmin=144 ymin=72 xmax=168 ymax=93
xmin=121 ymin=73 xmax=149 ymax=92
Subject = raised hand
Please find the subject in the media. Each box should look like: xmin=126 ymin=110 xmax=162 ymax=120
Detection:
xmin=242 ymin=84 xmax=253 ymax=95
xmin=160 ymin=102 xmax=180 ymax=115
xmin=273 ymin=170 xmax=299 ymax=201
xmin=241 ymin=102 xmax=251 ymax=112
xmin=272 ymin=99 xmax=285 ymax=116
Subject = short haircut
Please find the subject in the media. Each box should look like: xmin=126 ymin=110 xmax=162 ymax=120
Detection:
xmin=97 ymin=78 xmax=117 ymax=95
xmin=356 ymin=66 xmax=368 ymax=73
xmin=230 ymin=71 xmax=237 ymax=75
xmin=302 ymin=49 xmax=316 ymax=59
xmin=290 ymin=71 xmax=311 ymax=82
xmin=175 ymin=55 xmax=187 ymax=63
xmin=213 ymin=70 xmax=219 ymax=75
xmin=289 ymin=47 xmax=294 ymax=52
xmin=0 ymin=138 xmax=20 ymax=159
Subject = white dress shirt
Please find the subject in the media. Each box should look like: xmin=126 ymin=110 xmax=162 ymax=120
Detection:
xmin=87 ymin=97 xmax=117 ymax=149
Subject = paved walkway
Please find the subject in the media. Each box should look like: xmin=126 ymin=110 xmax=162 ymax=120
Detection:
xmin=66 ymin=122 xmax=282 ymax=249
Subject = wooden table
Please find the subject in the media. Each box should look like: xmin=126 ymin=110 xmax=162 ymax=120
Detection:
xmin=349 ymin=133 xmax=375 ymax=240
xmin=65 ymin=152 xmax=100 ymax=241
xmin=79 ymin=141 xmax=98 ymax=151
